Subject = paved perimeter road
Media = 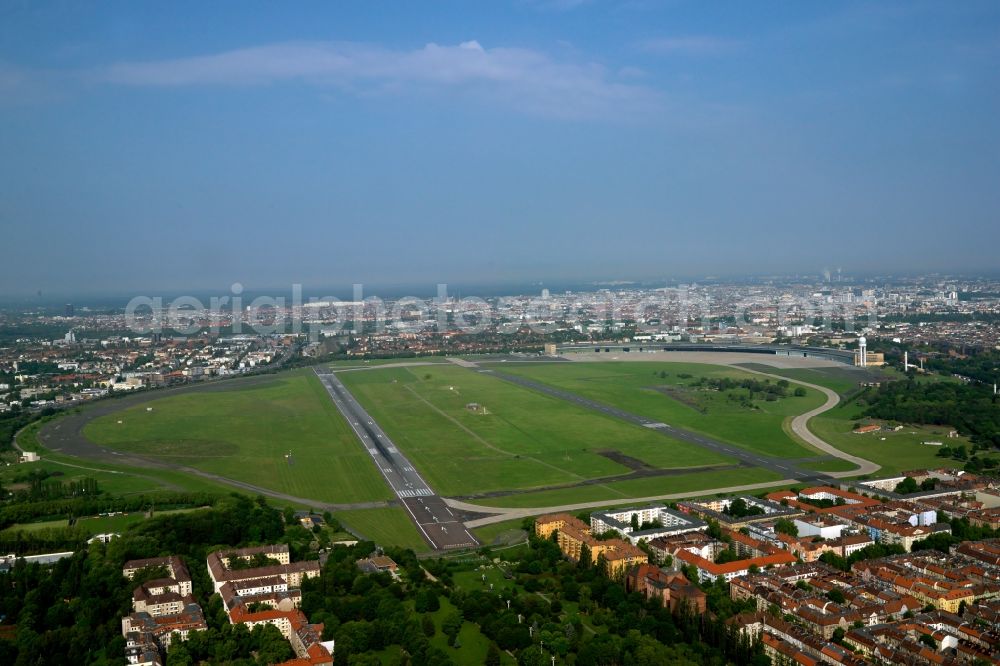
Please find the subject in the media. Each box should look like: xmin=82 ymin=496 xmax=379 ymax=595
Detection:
xmin=313 ymin=368 xmax=478 ymax=550
xmin=28 ymin=374 xmax=390 ymax=512
xmin=734 ymin=365 xmax=881 ymax=477
xmin=451 ymin=478 xmax=800 ymax=528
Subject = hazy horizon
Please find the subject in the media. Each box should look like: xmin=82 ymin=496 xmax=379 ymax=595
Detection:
xmin=2 ymin=1 xmax=998 ymax=296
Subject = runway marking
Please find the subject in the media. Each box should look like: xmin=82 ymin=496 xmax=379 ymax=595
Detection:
xmin=397 ymin=488 xmax=433 ymax=498
xmin=398 ymin=497 xmax=440 ymax=547
xmin=315 ymin=368 xmax=479 ymax=550
xmin=644 ymin=422 xmax=669 ymax=429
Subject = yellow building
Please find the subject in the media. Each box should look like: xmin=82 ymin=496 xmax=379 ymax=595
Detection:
xmin=535 ymin=513 xmax=581 ymax=539
xmin=537 ymin=515 xmax=647 ymax=580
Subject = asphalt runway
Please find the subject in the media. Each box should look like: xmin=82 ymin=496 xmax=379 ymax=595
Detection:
xmin=476 ymin=367 xmax=835 ymax=486
xmin=314 ymin=368 xmax=479 ymax=550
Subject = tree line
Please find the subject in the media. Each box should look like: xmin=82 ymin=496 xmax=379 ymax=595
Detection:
xmin=859 ymin=378 xmax=1000 ymax=450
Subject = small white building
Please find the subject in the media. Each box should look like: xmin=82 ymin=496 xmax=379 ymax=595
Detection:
xmin=590 ymin=504 xmax=707 ymax=544
xmin=793 ymin=517 xmax=847 ymax=540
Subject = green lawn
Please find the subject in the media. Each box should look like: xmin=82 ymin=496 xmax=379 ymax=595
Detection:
xmin=425 ymin=597 xmax=498 ymax=663
xmin=472 ymin=518 xmax=530 ymax=546
xmin=469 ymin=467 xmax=785 ymax=509
xmin=2 ymin=507 xmax=209 ymax=537
xmin=0 ymin=518 xmax=70 ymax=533
xmin=340 ymin=365 xmax=732 ymax=497
xmin=335 ymin=506 xmax=430 ymax=553
xmin=734 ymin=363 xmax=870 ymax=395
xmin=809 ymin=401 xmax=967 ymax=477
xmin=803 ymin=458 xmax=860 ymax=473
xmin=3 ymin=443 xmax=229 ymax=498
xmin=493 ymin=361 xmax=825 ymax=459
xmin=83 ymin=373 xmax=393 ymax=504
xmin=328 ymin=357 xmax=449 ymax=369
xmin=453 ymin=567 xmax=516 ymax=595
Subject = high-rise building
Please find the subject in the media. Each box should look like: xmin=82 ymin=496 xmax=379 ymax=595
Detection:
xmin=64 ymin=303 xmax=74 ymax=317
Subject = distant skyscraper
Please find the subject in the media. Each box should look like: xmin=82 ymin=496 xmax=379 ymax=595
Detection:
xmin=64 ymin=303 xmax=74 ymax=317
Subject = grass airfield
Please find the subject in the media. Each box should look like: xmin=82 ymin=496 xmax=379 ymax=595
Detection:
xmin=83 ymin=373 xmax=393 ymax=505
xmin=338 ymin=364 xmax=734 ymax=498
xmin=492 ymin=361 xmax=826 ymax=459
xmin=79 ymin=357 xmax=853 ymax=511
xmin=69 ymin=352 xmax=955 ymax=546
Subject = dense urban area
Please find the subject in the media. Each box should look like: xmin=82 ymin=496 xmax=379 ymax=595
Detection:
xmin=0 ymin=275 xmax=998 ymax=665
xmin=3 ymin=276 xmax=1000 ymax=411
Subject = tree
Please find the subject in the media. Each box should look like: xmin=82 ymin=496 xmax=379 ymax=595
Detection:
xmin=774 ymin=519 xmax=798 ymax=537
xmin=415 ymin=588 xmax=440 ymax=613
xmin=910 ymin=532 xmax=959 ymax=554
xmin=485 ymin=643 xmax=502 ymax=666
xmin=442 ymin=611 xmax=463 ymax=647
xmin=166 ymin=642 xmax=193 ymax=666
xmin=826 ymin=589 xmax=846 ymax=604
xmin=254 ymin=624 xmax=295 ymax=664
xmin=714 ymin=549 xmax=739 ymax=565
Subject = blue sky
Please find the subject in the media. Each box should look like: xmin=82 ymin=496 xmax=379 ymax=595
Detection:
xmin=1 ymin=1 xmax=998 ymax=296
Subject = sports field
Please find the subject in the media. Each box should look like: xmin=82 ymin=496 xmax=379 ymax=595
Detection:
xmin=83 ymin=374 xmax=393 ymax=504
xmin=493 ymin=361 xmax=826 ymax=459
xmin=338 ymin=364 xmax=734 ymax=498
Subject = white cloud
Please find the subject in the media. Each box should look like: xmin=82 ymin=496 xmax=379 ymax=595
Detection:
xmin=523 ymin=0 xmax=594 ymax=11
xmin=638 ymin=36 xmax=742 ymax=56
xmin=0 ymin=61 xmax=65 ymax=105
xmin=99 ymin=40 xmax=660 ymax=120
xmin=0 ymin=62 xmax=25 ymax=92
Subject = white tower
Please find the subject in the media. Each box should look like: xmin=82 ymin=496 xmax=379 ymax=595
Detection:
xmin=858 ymin=336 xmax=867 ymax=367
xmin=904 ymin=351 xmax=909 ymax=371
